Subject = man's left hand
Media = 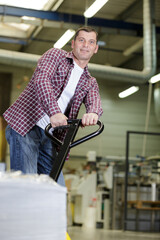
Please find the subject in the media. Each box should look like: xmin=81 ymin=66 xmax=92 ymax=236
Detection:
xmin=81 ymin=113 xmax=98 ymax=126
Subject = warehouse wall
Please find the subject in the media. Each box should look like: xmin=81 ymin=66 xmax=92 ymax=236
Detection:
xmin=73 ymin=78 xmax=160 ymax=159
xmin=1 ymin=64 xmax=160 ymax=169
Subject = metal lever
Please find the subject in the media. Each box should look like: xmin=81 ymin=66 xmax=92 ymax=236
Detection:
xmin=70 ymin=120 xmax=104 ymax=148
xmin=45 ymin=119 xmax=104 ymax=148
xmin=45 ymin=119 xmax=104 ymax=181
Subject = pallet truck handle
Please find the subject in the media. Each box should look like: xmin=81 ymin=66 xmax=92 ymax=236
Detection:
xmin=45 ymin=119 xmax=104 ymax=148
xmin=45 ymin=119 xmax=104 ymax=181
xmin=70 ymin=120 xmax=104 ymax=148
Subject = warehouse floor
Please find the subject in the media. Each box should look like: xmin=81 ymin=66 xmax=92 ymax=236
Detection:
xmin=68 ymin=227 xmax=160 ymax=240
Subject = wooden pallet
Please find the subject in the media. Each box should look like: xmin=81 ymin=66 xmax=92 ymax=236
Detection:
xmin=127 ymin=200 xmax=160 ymax=210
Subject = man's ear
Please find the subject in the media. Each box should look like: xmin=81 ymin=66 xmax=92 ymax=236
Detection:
xmin=94 ymin=44 xmax=99 ymax=54
xmin=71 ymin=40 xmax=74 ymax=49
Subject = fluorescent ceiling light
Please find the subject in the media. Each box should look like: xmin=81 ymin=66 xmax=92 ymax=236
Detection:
xmin=149 ymin=73 xmax=160 ymax=84
xmin=0 ymin=0 xmax=48 ymax=10
xmin=97 ymin=41 xmax=106 ymax=46
xmin=54 ymin=29 xmax=75 ymax=49
xmin=21 ymin=16 xmax=36 ymax=21
xmin=0 ymin=0 xmax=49 ymax=32
xmin=119 ymin=86 xmax=139 ymax=98
xmin=84 ymin=0 xmax=109 ymax=18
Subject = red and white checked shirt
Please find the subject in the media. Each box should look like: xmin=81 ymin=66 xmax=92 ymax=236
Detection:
xmin=3 ymin=48 xmax=103 ymax=136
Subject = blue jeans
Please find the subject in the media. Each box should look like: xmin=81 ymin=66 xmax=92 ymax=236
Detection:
xmin=5 ymin=125 xmax=65 ymax=186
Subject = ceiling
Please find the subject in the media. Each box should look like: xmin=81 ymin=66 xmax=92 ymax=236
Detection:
xmin=0 ymin=0 xmax=160 ymax=85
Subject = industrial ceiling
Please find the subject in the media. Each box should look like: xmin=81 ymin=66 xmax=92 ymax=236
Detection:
xmin=0 ymin=0 xmax=160 ymax=85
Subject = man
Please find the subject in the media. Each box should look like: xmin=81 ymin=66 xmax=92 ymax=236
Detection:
xmin=3 ymin=26 xmax=103 ymax=186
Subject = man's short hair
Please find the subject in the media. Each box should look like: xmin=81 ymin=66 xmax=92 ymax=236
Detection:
xmin=74 ymin=26 xmax=98 ymax=42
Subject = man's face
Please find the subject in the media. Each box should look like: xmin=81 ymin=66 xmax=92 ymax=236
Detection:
xmin=71 ymin=30 xmax=98 ymax=62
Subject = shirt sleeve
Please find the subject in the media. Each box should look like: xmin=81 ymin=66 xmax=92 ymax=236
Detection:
xmin=83 ymin=78 xmax=103 ymax=118
xmin=33 ymin=48 xmax=62 ymax=117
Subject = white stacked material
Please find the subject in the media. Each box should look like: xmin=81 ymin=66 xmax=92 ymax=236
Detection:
xmin=0 ymin=171 xmax=67 ymax=240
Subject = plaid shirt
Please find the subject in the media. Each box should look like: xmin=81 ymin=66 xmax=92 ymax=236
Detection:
xmin=3 ymin=48 xmax=103 ymax=137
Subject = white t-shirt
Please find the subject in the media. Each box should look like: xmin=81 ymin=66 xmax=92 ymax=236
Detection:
xmin=36 ymin=61 xmax=83 ymax=130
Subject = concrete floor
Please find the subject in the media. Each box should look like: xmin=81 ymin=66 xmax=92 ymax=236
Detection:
xmin=68 ymin=227 xmax=160 ymax=240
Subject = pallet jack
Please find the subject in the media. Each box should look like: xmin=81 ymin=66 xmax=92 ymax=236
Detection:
xmin=45 ymin=119 xmax=104 ymax=240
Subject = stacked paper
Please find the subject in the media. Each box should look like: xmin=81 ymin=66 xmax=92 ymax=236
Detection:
xmin=0 ymin=172 xmax=67 ymax=240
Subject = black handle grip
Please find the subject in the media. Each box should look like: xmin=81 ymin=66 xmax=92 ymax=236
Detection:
xmin=45 ymin=119 xmax=104 ymax=148
xmin=45 ymin=124 xmax=63 ymax=147
xmin=70 ymin=120 xmax=104 ymax=148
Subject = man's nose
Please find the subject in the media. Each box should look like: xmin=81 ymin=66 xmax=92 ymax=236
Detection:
xmin=83 ymin=41 xmax=88 ymax=47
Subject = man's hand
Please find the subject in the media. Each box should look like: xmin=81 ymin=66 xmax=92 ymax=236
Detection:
xmin=50 ymin=113 xmax=68 ymax=128
xmin=81 ymin=113 xmax=98 ymax=127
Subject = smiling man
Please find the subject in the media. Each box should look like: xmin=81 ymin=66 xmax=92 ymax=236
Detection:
xmin=72 ymin=29 xmax=98 ymax=66
xmin=3 ymin=26 xmax=103 ymax=185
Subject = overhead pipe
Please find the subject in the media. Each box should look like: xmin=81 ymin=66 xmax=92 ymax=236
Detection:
xmin=0 ymin=49 xmax=40 ymax=68
xmin=88 ymin=0 xmax=157 ymax=83
xmin=0 ymin=0 xmax=157 ymax=84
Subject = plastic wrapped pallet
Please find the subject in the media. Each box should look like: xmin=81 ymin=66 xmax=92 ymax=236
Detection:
xmin=0 ymin=171 xmax=67 ymax=240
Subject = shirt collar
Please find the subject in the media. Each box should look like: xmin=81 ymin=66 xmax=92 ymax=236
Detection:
xmin=66 ymin=51 xmax=92 ymax=78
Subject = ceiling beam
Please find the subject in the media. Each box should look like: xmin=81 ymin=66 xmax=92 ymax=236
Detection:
xmin=115 ymin=0 xmax=143 ymax=21
xmin=0 ymin=5 xmax=143 ymax=32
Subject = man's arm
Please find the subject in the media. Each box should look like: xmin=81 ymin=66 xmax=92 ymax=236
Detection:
xmin=34 ymin=48 xmax=62 ymax=118
xmin=83 ymin=79 xmax=103 ymax=123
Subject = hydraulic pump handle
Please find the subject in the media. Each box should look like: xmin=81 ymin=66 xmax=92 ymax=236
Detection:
xmin=45 ymin=119 xmax=104 ymax=148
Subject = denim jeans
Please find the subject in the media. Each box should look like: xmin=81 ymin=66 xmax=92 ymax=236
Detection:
xmin=5 ymin=125 xmax=65 ymax=186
